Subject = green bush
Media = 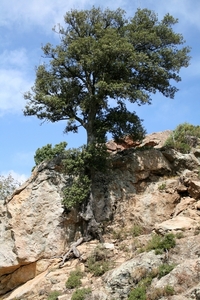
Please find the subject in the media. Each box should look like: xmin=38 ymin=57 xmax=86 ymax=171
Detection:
xmin=47 ymin=290 xmax=61 ymax=300
xmin=0 ymin=173 xmax=21 ymax=201
xmin=165 ymin=122 xmax=200 ymax=153
xmin=128 ymin=286 xmax=146 ymax=300
xmin=71 ymin=288 xmax=92 ymax=300
xmin=158 ymin=263 xmax=175 ymax=278
xmin=34 ymin=141 xmax=67 ymax=166
xmin=65 ymin=268 xmax=83 ymax=289
xmin=146 ymin=233 xmax=176 ymax=254
xmin=130 ymin=224 xmax=143 ymax=237
xmin=86 ymin=245 xmax=112 ymax=276
xmin=148 ymin=285 xmax=174 ymax=300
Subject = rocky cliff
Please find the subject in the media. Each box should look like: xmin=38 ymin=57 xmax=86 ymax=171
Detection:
xmin=1 ymin=131 xmax=200 ymax=299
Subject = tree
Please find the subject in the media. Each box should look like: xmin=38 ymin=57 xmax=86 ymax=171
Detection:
xmin=165 ymin=123 xmax=200 ymax=153
xmin=24 ymin=7 xmax=190 ymax=147
xmin=34 ymin=141 xmax=67 ymax=166
xmin=23 ymin=7 xmax=190 ymax=241
xmin=0 ymin=174 xmax=21 ymax=201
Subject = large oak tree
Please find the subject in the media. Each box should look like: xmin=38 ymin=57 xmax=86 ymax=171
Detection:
xmin=24 ymin=7 xmax=190 ymax=241
xmin=24 ymin=7 xmax=190 ymax=146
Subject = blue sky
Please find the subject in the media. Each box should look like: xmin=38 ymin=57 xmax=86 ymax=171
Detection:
xmin=0 ymin=0 xmax=200 ymax=182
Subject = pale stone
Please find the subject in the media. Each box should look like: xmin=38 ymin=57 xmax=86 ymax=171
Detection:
xmin=154 ymin=216 xmax=198 ymax=234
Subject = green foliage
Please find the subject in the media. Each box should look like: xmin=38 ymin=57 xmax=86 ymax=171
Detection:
xmin=0 ymin=174 xmax=21 ymax=201
xmin=65 ymin=268 xmax=83 ymax=289
xmin=130 ymin=224 xmax=143 ymax=237
xmin=63 ymin=175 xmax=91 ymax=209
xmin=158 ymin=263 xmax=175 ymax=278
xmin=24 ymin=7 xmax=190 ymax=149
xmin=128 ymin=286 xmax=146 ymax=300
xmin=86 ymin=245 xmax=112 ymax=276
xmin=158 ymin=182 xmax=166 ymax=191
xmin=47 ymin=290 xmax=61 ymax=300
xmin=71 ymin=288 xmax=92 ymax=300
xmin=34 ymin=141 xmax=67 ymax=166
xmin=146 ymin=233 xmax=176 ymax=254
xmin=148 ymin=285 xmax=174 ymax=300
xmin=165 ymin=123 xmax=200 ymax=153
xmin=62 ymin=144 xmax=110 ymax=209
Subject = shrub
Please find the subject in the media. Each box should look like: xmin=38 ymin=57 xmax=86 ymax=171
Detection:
xmin=158 ymin=182 xmax=166 ymax=191
xmin=47 ymin=290 xmax=61 ymax=300
xmin=65 ymin=268 xmax=83 ymax=289
xmin=71 ymin=288 xmax=92 ymax=300
xmin=130 ymin=224 xmax=143 ymax=237
xmin=0 ymin=173 xmax=21 ymax=201
xmin=34 ymin=141 xmax=67 ymax=166
xmin=86 ymin=245 xmax=112 ymax=276
xmin=146 ymin=233 xmax=176 ymax=254
xmin=165 ymin=123 xmax=200 ymax=153
xmin=148 ymin=285 xmax=174 ymax=300
xmin=128 ymin=286 xmax=146 ymax=300
xmin=158 ymin=263 xmax=175 ymax=278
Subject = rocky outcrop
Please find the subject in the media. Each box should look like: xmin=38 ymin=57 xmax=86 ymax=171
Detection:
xmin=0 ymin=163 xmax=69 ymax=294
xmin=2 ymin=131 xmax=200 ymax=298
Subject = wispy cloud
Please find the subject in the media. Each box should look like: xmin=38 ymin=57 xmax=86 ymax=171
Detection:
xmin=0 ymin=49 xmax=33 ymax=114
xmin=0 ymin=170 xmax=28 ymax=184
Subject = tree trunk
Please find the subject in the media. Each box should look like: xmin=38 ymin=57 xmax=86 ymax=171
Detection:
xmin=80 ymin=125 xmax=104 ymax=243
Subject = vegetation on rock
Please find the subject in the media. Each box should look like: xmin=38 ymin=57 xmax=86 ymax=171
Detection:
xmin=23 ymin=6 xmax=190 ymax=240
xmin=47 ymin=290 xmax=61 ymax=300
xmin=71 ymin=288 xmax=92 ymax=300
xmin=165 ymin=122 xmax=200 ymax=153
xmin=34 ymin=141 xmax=67 ymax=166
xmin=0 ymin=174 xmax=21 ymax=201
xmin=65 ymin=268 xmax=83 ymax=289
xmin=145 ymin=233 xmax=176 ymax=254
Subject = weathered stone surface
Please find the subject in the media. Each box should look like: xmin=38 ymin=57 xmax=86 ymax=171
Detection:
xmin=173 ymin=197 xmax=196 ymax=217
xmin=188 ymin=180 xmax=200 ymax=199
xmin=162 ymin=150 xmax=200 ymax=171
xmin=139 ymin=130 xmax=172 ymax=149
xmin=0 ymin=165 xmax=68 ymax=294
xmin=154 ymin=216 xmax=198 ymax=234
xmin=2 ymin=133 xmax=200 ymax=298
xmin=151 ymin=258 xmax=200 ymax=296
xmin=104 ymin=251 xmax=163 ymax=299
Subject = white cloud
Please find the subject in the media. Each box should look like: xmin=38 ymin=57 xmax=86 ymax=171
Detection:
xmin=0 ymin=170 xmax=28 ymax=184
xmin=0 ymin=48 xmax=33 ymax=114
xmin=0 ymin=68 xmax=32 ymax=114
xmin=0 ymin=48 xmax=29 ymax=68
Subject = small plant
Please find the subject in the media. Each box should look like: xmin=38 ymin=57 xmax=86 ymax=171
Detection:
xmin=112 ymin=229 xmax=127 ymax=241
xmin=128 ymin=285 xmax=146 ymax=300
xmin=157 ymin=263 xmax=175 ymax=278
xmin=130 ymin=224 xmax=143 ymax=237
xmin=163 ymin=285 xmax=174 ymax=295
xmin=146 ymin=233 xmax=176 ymax=254
xmin=71 ymin=288 xmax=92 ymax=300
xmin=164 ymin=123 xmax=200 ymax=153
xmin=47 ymin=290 xmax=61 ymax=300
xmin=119 ymin=243 xmax=129 ymax=252
xmin=158 ymin=182 xmax=166 ymax=191
xmin=65 ymin=268 xmax=83 ymax=289
xmin=148 ymin=285 xmax=174 ymax=300
xmin=176 ymin=232 xmax=184 ymax=239
xmin=86 ymin=245 xmax=112 ymax=276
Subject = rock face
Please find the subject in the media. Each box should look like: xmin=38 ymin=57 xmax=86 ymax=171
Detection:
xmin=2 ymin=131 xmax=200 ymax=299
xmin=0 ymin=162 xmax=70 ymax=294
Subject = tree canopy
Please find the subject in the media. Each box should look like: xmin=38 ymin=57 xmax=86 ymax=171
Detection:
xmin=24 ymin=7 xmax=191 ymax=146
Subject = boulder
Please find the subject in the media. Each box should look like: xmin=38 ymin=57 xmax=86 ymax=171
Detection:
xmin=154 ymin=216 xmax=198 ymax=234
xmin=104 ymin=251 xmax=163 ymax=299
